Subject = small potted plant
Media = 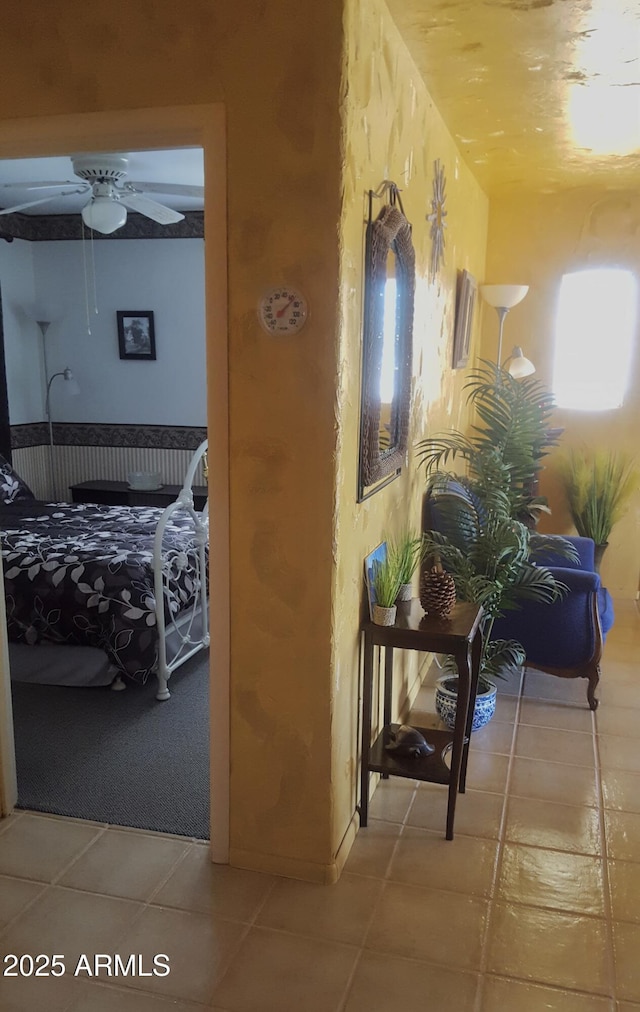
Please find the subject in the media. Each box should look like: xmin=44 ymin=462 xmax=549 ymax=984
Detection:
xmin=371 ymin=553 xmax=402 ymax=626
xmin=558 ymin=448 xmax=638 ymax=571
xmin=387 ymin=530 xmax=424 ymax=602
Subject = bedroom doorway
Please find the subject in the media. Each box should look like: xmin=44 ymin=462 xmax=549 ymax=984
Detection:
xmin=0 ymin=105 xmax=230 ymax=863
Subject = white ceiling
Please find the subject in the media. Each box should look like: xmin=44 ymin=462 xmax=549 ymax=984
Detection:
xmin=0 ymin=147 xmax=204 ymax=216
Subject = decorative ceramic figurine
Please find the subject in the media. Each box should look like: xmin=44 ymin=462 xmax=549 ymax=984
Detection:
xmin=385 ymin=724 xmax=435 ymax=758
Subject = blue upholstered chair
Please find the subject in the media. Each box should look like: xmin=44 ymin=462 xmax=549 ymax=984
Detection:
xmin=423 ymin=490 xmax=615 ymax=711
xmin=491 ymin=535 xmax=614 ymax=710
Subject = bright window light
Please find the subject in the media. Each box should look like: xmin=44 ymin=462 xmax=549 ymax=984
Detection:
xmin=552 ymin=268 xmax=637 ymax=411
xmin=569 ymin=83 xmax=640 ymax=156
xmin=380 ymin=279 xmax=397 ymax=403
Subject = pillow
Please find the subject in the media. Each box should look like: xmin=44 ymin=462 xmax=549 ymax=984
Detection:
xmin=0 ymin=454 xmax=35 ymax=503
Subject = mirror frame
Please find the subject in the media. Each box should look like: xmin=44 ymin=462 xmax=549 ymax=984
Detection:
xmin=357 ymin=199 xmax=415 ymax=501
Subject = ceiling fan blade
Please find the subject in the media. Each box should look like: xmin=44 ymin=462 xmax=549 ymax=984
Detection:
xmin=119 ymin=192 xmax=186 ymax=224
xmin=0 ymin=180 xmax=82 ymax=192
xmin=125 ymin=181 xmax=204 ymax=198
xmin=0 ymin=189 xmax=87 ymax=215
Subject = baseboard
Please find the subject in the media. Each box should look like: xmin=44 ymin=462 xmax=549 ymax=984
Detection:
xmin=230 ymin=810 xmax=362 ymax=885
xmin=229 ymin=847 xmax=335 ymax=884
xmin=332 ymin=809 xmax=361 ymax=880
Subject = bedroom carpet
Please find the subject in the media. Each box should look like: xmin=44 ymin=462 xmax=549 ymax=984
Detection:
xmin=11 ymin=651 xmax=210 ymax=840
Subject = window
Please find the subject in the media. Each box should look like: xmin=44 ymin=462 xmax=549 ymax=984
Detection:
xmin=553 ymin=268 xmax=637 ymax=411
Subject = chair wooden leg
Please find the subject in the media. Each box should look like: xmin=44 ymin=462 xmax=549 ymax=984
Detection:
xmin=586 ymin=662 xmax=600 ymax=711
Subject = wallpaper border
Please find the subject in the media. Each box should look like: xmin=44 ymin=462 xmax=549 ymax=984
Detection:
xmin=0 ymin=211 xmax=204 ymax=242
xmin=11 ymin=422 xmax=207 ymax=450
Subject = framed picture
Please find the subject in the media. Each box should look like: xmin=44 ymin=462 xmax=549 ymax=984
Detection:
xmin=452 ymin=270 xmax=477 ymax=369
xmin=364 ymin=542 xmax=387 ymax=621
xmin=117 ymin=311 xmax=156 ymax=360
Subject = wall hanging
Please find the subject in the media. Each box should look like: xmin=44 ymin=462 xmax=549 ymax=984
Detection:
xmin=452 ymin=269 xmax=477 ymax=369
xmin=117 ymin=311 xmax=156 ymax=360
xmin=427 ymin=159 xmax=447 ymax=280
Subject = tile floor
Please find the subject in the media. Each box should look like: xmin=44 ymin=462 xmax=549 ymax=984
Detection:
xmin=0 ymin=598 xmax=638 ymax=1010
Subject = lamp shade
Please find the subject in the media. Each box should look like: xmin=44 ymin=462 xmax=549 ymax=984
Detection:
xmin=480 ymin=284 xmax=529 ymax=309
xmin=81 ymin=196 xmax=127 ymax=235
xmin=62 ymin=367 xmax=81 ymax=395
xmin=506 ymin=346 xmax=536 ymax=378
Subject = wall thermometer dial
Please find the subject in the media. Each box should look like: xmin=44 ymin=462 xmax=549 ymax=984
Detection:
xmin=258 ymin=286 xmax=308 ymax=335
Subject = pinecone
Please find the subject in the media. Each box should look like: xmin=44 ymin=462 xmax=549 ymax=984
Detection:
xmin=420 ymin=565 xmax=456 ymax=618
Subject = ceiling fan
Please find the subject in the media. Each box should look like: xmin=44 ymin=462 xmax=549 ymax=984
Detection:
xmin=0 ymin=153 xmax=204 ymax=234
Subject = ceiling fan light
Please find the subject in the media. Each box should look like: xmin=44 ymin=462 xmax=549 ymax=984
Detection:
xmin=81 ymin=196 xmax=127 ymax=235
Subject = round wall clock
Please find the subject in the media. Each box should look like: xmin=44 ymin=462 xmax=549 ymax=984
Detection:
xmin=258 ymin=285 xmax=308 ymax=334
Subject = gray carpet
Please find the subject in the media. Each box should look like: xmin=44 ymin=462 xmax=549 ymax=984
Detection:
xmin=11 ymin=652 xmax=209 ymax=840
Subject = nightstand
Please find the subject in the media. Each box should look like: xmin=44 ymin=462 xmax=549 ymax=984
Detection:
xmin=70 ymin=479 xmax=208 ymax=511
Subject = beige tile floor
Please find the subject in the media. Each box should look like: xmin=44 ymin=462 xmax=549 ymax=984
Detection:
xmin=0 ymin=598 xmax=638 ymax=1010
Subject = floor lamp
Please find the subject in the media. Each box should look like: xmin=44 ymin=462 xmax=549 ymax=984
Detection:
xmin=479 ymin=284 xmax=536 ymax=377
xmin=45 ymin=368 xmax=79 ymax=500
xmin=37 ymin=320 xmax=79 ymax=500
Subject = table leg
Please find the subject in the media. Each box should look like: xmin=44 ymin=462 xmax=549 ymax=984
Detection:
xmin=460 ymin=627 xmax=482 ymax=792
xmin=359 ymin=630 xmax=374 ymax=827
xmin=446 ymin=644 xmax=471 ymax=840
xmin=383 ymin=645 xmax=393 ymax=728
xmin=381 ymin=645 xmax=394 ymax=779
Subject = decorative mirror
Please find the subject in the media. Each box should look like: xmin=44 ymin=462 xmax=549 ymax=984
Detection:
xmin=357 ymin=185 xmax=416 ymax=501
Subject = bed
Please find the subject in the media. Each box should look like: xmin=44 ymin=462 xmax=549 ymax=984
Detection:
xmin=0 ymin=440 xmax=209 ymax=701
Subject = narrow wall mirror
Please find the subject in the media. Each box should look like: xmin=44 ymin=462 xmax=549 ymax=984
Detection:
xmin=357 ymin=187 xmax=415 ymax=501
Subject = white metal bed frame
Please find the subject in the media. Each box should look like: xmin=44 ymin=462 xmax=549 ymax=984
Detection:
xmin=152 ymin=438 xmax=210 ymax=700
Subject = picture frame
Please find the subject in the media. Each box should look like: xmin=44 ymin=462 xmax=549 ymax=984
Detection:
xmin=364 ymin=542 xmax=388 ymax=621
xmin=452 ymin=270 xmax=477 ymax=369
xmin=117 ymin=311 xmax=156 ymax=361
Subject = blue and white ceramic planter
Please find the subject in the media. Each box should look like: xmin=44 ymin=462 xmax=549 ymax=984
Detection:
xmin=434 ymin=675 xmax=497 ymax=732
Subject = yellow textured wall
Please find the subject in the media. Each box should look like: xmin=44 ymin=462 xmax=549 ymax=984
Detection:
xmin=0 ymin=0 xmax=491 ymax=879
xmin=331 ymin=0 xmax=489 ymax=861
xmin=482 ymin=190 xmax=640 ymax=597
xmin=0 ymin=0 xmax=344 ymax=880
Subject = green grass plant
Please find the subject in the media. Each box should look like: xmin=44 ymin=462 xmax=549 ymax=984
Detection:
xmin=372 ymin=554 xmax=403 ymax=609
xmin=559 ymin=448 xmax=638 ymax=545
xmin=387 ymin=530 xmax=423 ymax=585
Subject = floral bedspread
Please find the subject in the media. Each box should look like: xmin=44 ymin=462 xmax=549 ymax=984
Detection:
xmin=0 ymin=500 xmax=205 ymax=684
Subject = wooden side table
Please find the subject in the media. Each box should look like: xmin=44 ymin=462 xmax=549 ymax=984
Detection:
xmin=360 ymin=599 xmax=483 ymax=840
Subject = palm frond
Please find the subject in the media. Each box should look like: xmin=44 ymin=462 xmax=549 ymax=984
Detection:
xmin=529 ymin=532 xmax=580 ymax=565
xmin=416 ymin=435 xmax=476 ymax=475
xmin=501 ymin=565 xmax=564 ymax=606
xmin=482 ymin=638 xmax=526 ymax=679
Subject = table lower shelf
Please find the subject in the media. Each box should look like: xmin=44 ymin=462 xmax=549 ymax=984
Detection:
xmin=368 ymin=723 xmax=455 ymax=785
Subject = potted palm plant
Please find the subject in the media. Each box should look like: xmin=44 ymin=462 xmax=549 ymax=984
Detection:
xmin=417 ymin=362 xmax=575 ymax=728
xmin=422 ymin=460 xmax=565 ymax=726
xmin=558 ymin=448 xmax=638 ymax=572
xmin=418 ymin=361 xmax=561 ymax=526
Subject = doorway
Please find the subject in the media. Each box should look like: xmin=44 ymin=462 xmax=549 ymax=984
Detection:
xmin=0 ymin=105 xmax=229 ymax=862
